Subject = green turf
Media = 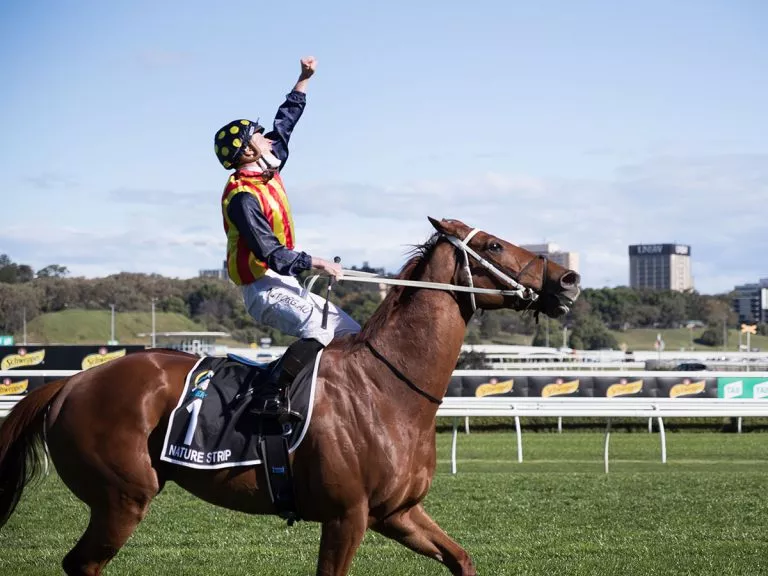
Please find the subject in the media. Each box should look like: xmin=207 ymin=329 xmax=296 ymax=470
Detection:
xmin=2 ymin=432 xmax=768 ymax=575
xmin=18 ymin=309 xmax=206 ymax=345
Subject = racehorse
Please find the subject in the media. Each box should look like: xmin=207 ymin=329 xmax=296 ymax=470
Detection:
xmin=0 ymin=217 xmax=580 ymax=576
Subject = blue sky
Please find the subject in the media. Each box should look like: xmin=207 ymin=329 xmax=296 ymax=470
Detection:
xmin=1 ymin=0 xmax=766 ymax=293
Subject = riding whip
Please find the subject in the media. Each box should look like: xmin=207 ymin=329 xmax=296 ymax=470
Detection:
xmin=321 ymin=256 xmax=341 ymax=330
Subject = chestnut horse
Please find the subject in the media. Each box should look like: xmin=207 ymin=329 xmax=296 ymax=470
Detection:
xmin=0 ymin=217 xmax=580 ymax=575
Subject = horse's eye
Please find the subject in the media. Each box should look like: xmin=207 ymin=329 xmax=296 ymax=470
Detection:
xmin=488 ymin=242 xmax=503 ymax=253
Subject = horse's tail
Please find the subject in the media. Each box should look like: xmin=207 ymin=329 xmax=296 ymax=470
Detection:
xmin=0 ymin=378 xmax=68 ymax=527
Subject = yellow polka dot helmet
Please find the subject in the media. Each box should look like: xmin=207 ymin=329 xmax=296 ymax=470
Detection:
xmin=214 ymin=119 xmax=264 ymax=169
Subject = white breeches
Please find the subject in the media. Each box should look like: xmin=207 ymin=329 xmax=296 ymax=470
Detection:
xmin=241 ymin=271 xmax=360 ymax=346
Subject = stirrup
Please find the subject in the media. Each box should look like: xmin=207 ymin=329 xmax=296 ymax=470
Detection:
xmin=250 ymin=398 xmax=286 ymax=416
xmin=250 ymin=398 xmax=303 ymax=424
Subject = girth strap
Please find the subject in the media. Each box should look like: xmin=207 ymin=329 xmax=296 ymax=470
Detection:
xmin=259 ymin=434 xmax=299 ymax=526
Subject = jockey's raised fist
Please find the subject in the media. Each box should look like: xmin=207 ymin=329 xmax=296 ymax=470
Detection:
xmin=300 ymin=57 xmax=317 ymax=79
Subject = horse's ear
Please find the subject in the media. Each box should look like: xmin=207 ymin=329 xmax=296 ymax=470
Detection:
xmin=427 ymin=217 xmax=466 ymax=237
xmin=427 ymin=216 xmax=444 ymax=232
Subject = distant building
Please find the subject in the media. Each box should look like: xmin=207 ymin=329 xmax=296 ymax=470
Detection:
xmin=628 ymin=244 xmax=692 ymax=291
xmin=136 ymin=331 xmax=231 ymax=355
xmin=521 ymin=243 xmax=579 ymax=274
xmin=199 ymin=260 xmax=228 ymax=281
xmin=732 ymin=278 xmax=768 ymax=324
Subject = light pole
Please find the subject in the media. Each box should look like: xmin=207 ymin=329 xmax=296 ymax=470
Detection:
xmin=110 ymin=304 xmax=115 ymax=343
xmin=722 ymin=318 xmax=728 ymax=351
xmin=151 ymin=298 xmax=157 ymax=348
xmin=22 ymin=307 xmax=27 ymax=346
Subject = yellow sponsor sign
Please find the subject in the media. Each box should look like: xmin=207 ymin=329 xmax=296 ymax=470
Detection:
xmin=475 ymin=379 xmax=514 ymax=397
xmin=670 ymin=379 xmax=706 ymax=398
xmin=542 ymin=379 xmax=579 ymax=397
xmin=0 ymin=379 xmax=28 ymax=395
xmin=607 ymin=379 xmax=643 ymax=398
xmin=81 ymin=349 xmax=127 ymax=370
xmin=1 ymin=349 xmax=46 ymax=371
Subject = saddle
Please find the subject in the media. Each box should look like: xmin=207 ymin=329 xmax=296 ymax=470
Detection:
xmin=162 ymin=339 xmax=324 ymax=526
xmin=247 ymin=338 xmax=324 ymax=421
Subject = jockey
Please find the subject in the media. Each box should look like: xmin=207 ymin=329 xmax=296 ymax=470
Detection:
xmin=214 ymin=57 xmax=360 ymax=409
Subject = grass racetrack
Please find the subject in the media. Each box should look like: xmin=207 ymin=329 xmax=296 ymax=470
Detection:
xmin=2 ymin=432 xmax=768 ymax=575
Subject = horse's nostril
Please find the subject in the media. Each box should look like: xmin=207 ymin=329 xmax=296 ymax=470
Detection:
xmin=561 ymin=271 xmax=580 ymax=287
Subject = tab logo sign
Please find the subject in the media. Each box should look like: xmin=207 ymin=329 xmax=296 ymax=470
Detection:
xmin=723 ymin=381 xmax=743 ymax=399
xmin=754 ymin=382 xmax=768 ymax=399
xmin=717 ymin=377 xmax=768 ymax=399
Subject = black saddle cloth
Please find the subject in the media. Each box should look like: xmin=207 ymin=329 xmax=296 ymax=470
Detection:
xmin=160 ymin=353 xmax=319 ymax=470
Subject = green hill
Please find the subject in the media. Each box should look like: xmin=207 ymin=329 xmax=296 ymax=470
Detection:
xmin=12 ymin=310 xmax=768 ymax=352
xmin=610 ymin=327 xmax=768 ymax=353
xmin=15 ymin=310 xmax=208 ymax=345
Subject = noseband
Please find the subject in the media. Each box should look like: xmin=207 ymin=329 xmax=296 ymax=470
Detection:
xmin=444 ymin=230 xmax=541 ymax=313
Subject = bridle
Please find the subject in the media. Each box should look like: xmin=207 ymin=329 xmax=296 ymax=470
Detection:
xmin=301 ymin=229 xmax=577 ymax=405
xmin=443 ymin=229 xmax=541 ymax=313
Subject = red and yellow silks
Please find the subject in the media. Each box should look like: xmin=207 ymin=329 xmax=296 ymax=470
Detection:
xmin=221 ymin=171 xmax=295 ymax=285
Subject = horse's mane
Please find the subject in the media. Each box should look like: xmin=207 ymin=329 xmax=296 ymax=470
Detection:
xmin=352 ymin=233 xmax=442 ymax=344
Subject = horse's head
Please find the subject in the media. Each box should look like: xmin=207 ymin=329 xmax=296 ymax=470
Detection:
xmin=428 ymin=217 xmax=581 ymax=318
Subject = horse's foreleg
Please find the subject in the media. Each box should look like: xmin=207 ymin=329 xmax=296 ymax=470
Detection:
xmin=315 ymin=506 xmax=368 ymax=576
xmin=373 ymin=504 xmax=476 ymax=576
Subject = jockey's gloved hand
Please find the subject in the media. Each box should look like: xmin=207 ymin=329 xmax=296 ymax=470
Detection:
xmin=311 ymin=257 xmax=342 ymax=279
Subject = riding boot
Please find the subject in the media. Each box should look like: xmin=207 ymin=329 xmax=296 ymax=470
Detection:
xmin=248 ymin=338 xmax=324 ymax=418
xmin=276 ymin=338 xmax=325 ymax=389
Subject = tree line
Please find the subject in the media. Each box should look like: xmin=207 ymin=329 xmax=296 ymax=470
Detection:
xmin=0 ymin=254 xmax=382 ymax=345
xmin=0 ymin=254 xmax=762 ymax=349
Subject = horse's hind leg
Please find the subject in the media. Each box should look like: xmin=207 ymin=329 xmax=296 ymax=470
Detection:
xmin=61 ymin=487 xmax=155 ymax=576
xmin=372 ymin=504 xmax=476 ymax=576
xmin=52 ymin=435 xmax=160 ymax=576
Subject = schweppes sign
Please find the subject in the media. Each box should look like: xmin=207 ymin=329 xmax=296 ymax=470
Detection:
xmin=0 ymin=377 xmax=29 ymax=395
xmin=475 ymin=379 xmax=514 ymax=397
xmin=607 ymin=379 xmax=643 ymax=398
xmin=1 ymin=349 xmax=46 ymax=371
xmin=542 ymin=379 xmax=579 ymax=397
xmin=81 ymin=348 xmax=127 ymax=370
xmin=670 ymin=379 xmax=706 ymax=398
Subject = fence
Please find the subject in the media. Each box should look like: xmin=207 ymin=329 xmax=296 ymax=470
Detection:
xmin=437 ymin=396 xmax=768 ymax=474
xmin=3 ymin=369 xmax=768 ymax=474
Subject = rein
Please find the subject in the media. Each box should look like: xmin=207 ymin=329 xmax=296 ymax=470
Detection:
xmin=304 ymin=233 xmax=542 ymax=308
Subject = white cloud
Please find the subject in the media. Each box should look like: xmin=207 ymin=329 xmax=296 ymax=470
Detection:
xmin=291 ymin=153 xmax=767 ymax=293
xmin=4 ymin=154 xmax=765 ymax=293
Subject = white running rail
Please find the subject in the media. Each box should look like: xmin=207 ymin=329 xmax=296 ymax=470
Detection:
xmin=4 ymin=370 xmax=768 ymax=475
xmin=437 ymin=397 xmax=768 ymax=474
